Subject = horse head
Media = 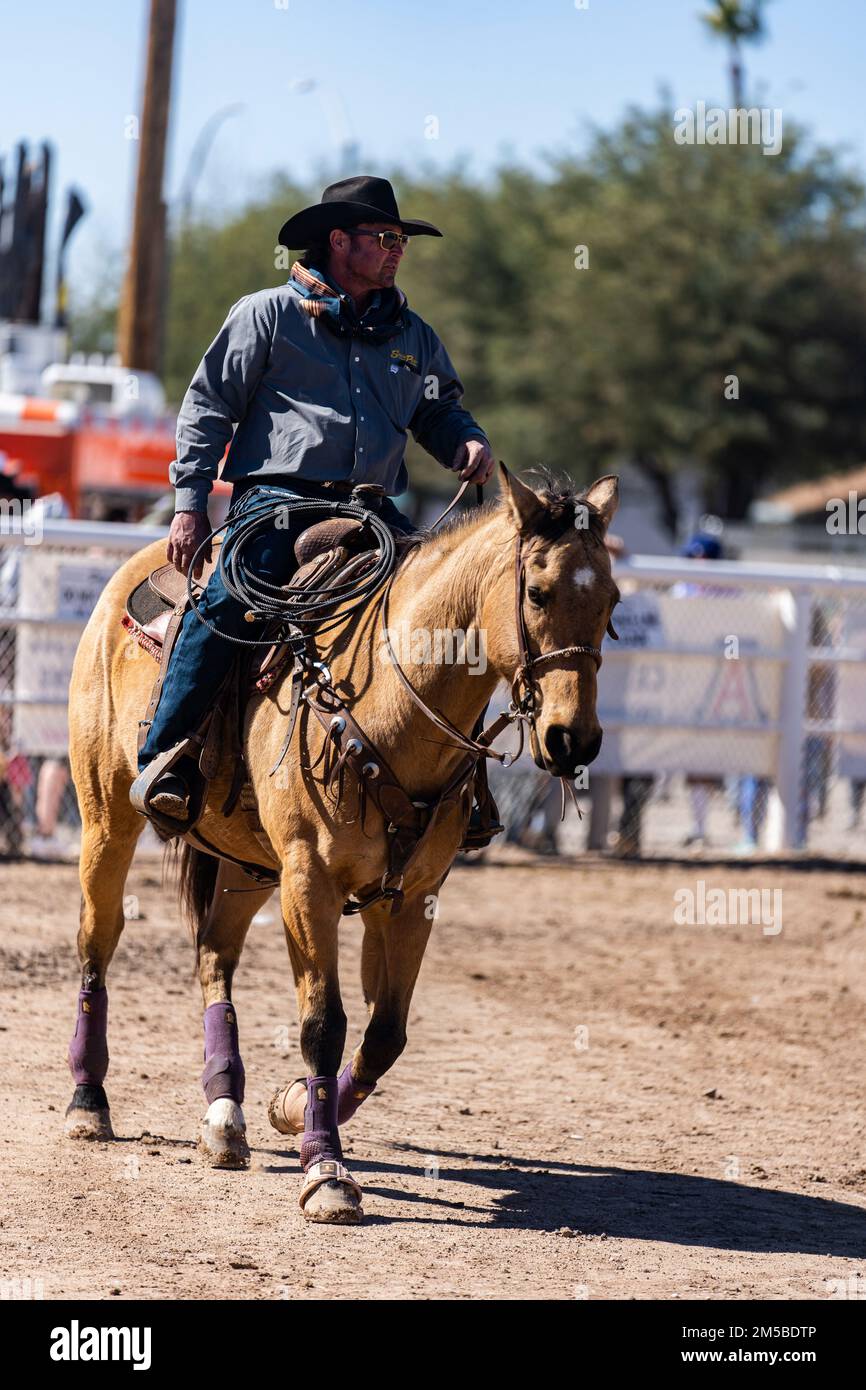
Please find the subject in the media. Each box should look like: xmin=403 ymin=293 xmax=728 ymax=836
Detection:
xmin=491 ymin=462 xmax=620 ymax=779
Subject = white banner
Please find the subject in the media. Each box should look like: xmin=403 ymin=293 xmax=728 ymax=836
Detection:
xmin=12 ymin=551 xmax=115 ymax=756
xmin=593 ymin=589 xmax=784 ymax=776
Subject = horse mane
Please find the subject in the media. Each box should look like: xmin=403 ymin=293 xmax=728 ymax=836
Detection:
xmin=409 ymin=466 xmax=609 ymax=557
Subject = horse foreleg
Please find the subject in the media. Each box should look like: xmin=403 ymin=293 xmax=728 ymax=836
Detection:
xmin=276 ymin=857 xmax=360 ymax=1223
xmin=351 ymin=892 xmax=433 ymax=1092
xmin=195 ymin=859 xmax=273 ymax=1168
xmin=269 ymin=891 xmax=435 ymax=1135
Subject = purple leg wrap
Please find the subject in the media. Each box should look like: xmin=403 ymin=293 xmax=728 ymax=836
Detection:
xmin=300 ymin=1075 xmax=342 ymax=1171
xmin=68 ymin=987 xmax=109 ymax=1087
xmin=337 ymin=1062 xmax=376 ymax=1125
xmin=202 ymin=1002 xmax=245 ymax=1105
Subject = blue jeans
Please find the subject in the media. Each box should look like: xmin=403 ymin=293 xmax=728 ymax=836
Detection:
xmin=137 ymin=479 xmax=417 ymax=772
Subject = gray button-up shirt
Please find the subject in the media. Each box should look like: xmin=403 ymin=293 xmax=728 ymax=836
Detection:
xmin=169 ymin=280 xmax=489 ymax=513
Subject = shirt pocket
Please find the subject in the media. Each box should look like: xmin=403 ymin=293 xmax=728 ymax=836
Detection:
xmin=382 ymin=358 xmax=424 ymax=430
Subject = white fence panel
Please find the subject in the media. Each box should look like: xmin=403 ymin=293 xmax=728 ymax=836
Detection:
xmin=1 ymin=522 xmax=865 ymax=859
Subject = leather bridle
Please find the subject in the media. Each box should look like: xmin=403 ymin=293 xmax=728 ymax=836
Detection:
xmin=379 ymin=482 xmax=609 ymax=771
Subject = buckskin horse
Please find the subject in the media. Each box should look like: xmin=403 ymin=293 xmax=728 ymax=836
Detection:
xmin=64 ymin=464 xmax=619 ymax=1224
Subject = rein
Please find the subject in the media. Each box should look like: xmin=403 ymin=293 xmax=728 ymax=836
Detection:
xmin=218 ymin=472 xmax=609 ymax=910
xmin=266 ymin=473 xmax=609 ymax=913
xmin=379 ymin=477 xmax=604 ymax=765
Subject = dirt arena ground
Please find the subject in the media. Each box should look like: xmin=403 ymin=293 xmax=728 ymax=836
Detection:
xmin=2 ymin=847 xmax=865 ymax=1301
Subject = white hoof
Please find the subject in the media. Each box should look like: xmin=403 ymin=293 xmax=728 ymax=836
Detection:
xmin=198 ymin=1098 xmax=250 ymax=1168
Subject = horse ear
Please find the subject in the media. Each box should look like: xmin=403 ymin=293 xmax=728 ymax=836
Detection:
xmin=584 ymin=475 xmax=619 ymax=532
xmin=498 ymin=461 xmax=545 ymax=534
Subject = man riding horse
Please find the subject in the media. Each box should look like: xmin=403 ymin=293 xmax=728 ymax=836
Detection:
xmin=130 ymin=175 xmax=495 ymax=821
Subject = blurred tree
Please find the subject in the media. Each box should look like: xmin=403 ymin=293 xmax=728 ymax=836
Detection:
xmin=700 ymin=0 xmax=770 ymax=107
xmin=540 ymin=108 xmax=866 ymax=524
xmin=67 ymin=242 xmax=123 ymax=356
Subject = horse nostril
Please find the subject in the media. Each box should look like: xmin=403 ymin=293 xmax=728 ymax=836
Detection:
xmin=545 ymin=725 xmax=602 ymax=770
xmin=544 ymin=725 xmax=573 ymax=766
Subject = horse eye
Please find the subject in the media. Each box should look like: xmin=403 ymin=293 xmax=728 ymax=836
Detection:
xmin=527 ymin=586 xmax=548 ymax=608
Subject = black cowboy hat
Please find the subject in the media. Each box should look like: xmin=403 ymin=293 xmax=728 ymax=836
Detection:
xmin=277 ymin=175 xmax=442 ymax=247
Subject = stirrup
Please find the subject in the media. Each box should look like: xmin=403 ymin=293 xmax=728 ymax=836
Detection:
xmin=459 ymin=804 xmax=505 ymax=852
xmin=129 ymin=736 xmax=206 ymax=839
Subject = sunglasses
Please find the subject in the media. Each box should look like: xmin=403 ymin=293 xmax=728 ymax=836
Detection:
xmin=346 ymin=229 xmax=410 ymax=250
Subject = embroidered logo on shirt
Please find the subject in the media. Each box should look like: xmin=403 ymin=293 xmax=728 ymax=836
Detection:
xmin=390 ymin=349 xmax=420 ymax=374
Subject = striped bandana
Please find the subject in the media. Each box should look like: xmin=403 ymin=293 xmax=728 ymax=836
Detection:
xmin=289 ymin=261 xmax=407 ymax=342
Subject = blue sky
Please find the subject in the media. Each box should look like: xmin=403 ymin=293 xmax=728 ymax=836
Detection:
xmin=2 ymin=0 xmax=865 ymax=303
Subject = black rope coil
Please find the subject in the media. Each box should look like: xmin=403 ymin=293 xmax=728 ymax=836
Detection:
xmin=184 ymin=493 xmax=403 ymax=649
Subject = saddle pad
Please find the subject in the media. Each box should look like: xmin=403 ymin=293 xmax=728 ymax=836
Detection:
xmin=127 ymin=575 xmax=168 ymax=628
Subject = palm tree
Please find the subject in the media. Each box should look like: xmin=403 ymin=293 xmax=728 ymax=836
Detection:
xmin=701 ymin=0 xmax=769 ymax=107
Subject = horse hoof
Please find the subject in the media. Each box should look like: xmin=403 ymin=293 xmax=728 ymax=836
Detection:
xmin=198 ymin=1099 xmax=250 ymax=1169
xmin=64 ymin=1085 xmax=114 ymax=1141
xmin=64 ymin=1108 xmax=114 ymax=1141
xmin=302 ymin=1181 xmax=363 ymax=1224
xmin=299 ymin=1161 xmax=363 ymax=1224
xmin=268 ymin=1079 xmax=306 ymax=1136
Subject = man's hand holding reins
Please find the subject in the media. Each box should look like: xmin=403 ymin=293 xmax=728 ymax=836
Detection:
xmin=452 ymin=438 xmax=495 ymax=486
xmin=168 ymin=511 xmax=212 ymax=579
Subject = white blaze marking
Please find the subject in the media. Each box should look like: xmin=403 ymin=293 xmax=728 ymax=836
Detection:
xmin=572 ymin=567 xmax=595 ymax=590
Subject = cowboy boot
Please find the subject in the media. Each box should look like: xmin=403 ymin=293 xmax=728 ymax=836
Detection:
xmin=148 ymin=771 xmax=190 ymax=820
xmin=146 ymin=753 xmax=201 ymax=821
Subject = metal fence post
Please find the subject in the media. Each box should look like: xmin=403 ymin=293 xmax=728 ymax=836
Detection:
xmin=772 ymin=589 xmax=812 ymax=851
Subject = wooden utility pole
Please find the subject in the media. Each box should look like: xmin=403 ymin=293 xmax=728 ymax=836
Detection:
xmin=117 ymin=0 xmax=177 ymax=372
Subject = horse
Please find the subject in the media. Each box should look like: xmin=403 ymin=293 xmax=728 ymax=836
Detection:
xmin=63 ymin=463 xmax=619 ymax=1223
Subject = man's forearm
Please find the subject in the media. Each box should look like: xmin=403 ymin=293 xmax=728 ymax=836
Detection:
xmin=415 ymin=407 xmax=490 ymax=470
xmin=170 ymin=381 xmax=235 ymax=514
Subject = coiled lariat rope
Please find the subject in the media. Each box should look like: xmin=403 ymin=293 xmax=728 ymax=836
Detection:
xmin=184 ymin=492 xmax=402 ymax=649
